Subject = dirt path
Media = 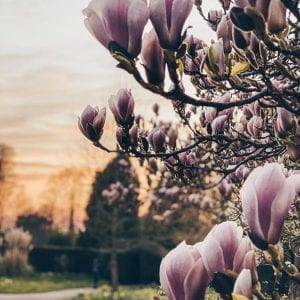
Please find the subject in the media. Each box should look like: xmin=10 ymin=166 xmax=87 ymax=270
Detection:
xmin=0 ymin=288 xmax=98 ymax=300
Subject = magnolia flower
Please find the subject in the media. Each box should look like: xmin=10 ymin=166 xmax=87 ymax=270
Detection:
xmin=78 ymin=105 xmax=106 ymax=142
xmin=274 ymin=107 xmax=294 ymax=138
xmin=149 ymin=0 xmax=193 ymax=49
xmin=216 ymin=15 xmax=233 ymax=54
xmin=207 ymin=10 xmax=223 ymax=31
xmin=83 ymin=0 xmax=149 ymax=58
xmin=148 ymin=128 xmax=166 ymax=152
xmin=201 ymin=221 xmax=255 ymax=278
xmin=160 ymin=241 xmax=210 ymax=300
xmin=233 ymin=269 xmax=253 ymax=299
xmin=211 ymin=115 xmax=228 ymax=134
xmin=141 ymin=30 xmax=165 ymax=86
xmin=240 ymin=163 xmax=300 ymax=248
xmin=109 ymin=89 xmax=135 ymax=127
xmin=218 ymin=180 xmax=233 ymax=198
xmin=267 ymin=0 xmax=287 ymax=34
xmin=220 ymin=0 xmax=231 ymax=10
xmin=116 ymin=127 xmax=128 ymax=149
xmin=247 ymin=116 xmax=263 ymax=137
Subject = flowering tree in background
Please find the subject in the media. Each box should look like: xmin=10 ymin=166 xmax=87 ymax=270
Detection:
xmin=79 ymin=0 xmax=299 ymax=299
xmin=78 ymin=155 xmax=140 ymax=292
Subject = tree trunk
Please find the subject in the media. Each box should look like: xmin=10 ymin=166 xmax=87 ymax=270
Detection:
xmin=110 ymin=251 xmax=119 ymax=292
xmin=110 ymin=206 xmax=119 ymax=292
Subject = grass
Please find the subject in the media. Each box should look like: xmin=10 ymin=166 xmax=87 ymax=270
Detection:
xmin=73 ymin=284 xmax=161 ymax=300
xmin=0 ymin=273 xmax=91 ymax=293
xmin=72 ymin=285 xmax=218 ymax=300
xmin=0 ymin=275 xmax=219 ymax=299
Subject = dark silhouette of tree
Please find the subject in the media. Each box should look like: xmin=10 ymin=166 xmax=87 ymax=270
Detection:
xmin=16 ymin=214 xmax=52 ymax=245
xmin=78 ymin=155 xmax=140 ymax=292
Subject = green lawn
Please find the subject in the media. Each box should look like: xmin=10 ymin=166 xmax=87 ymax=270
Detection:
xmin=73 ymin=284 xmax=162 ymax=300
xmin=72 ymin=285 xmax=218 ymax=300
xmin=0 ymin=275 xmax=218 ymax=299
xmin=0 ymin=273 xmax=91 ymax=293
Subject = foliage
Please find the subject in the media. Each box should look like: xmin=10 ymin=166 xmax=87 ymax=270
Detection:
xmin=0 ymin=228 xmax=32 ymax=276
xmin=72 ymin=284 xmax=160 ymax=300
xmin=29 ymin=247 xmax=160 ymax=283
xmin=78 ymin=155 xmax=140 ymax=250
xmin=78 ymin=155 xmax=140 ymax=291
xmin=0 ymin=273 xmax=91 ymax=293
xmin=16 ymin=214 xmax=52 ymax=245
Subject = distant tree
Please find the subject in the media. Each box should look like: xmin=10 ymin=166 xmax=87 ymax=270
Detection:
xmin=142 ymin=172 xmax=204 ymax=251
xmin=78 ymin=155 xmax=140 ymax=292
xmin=39 ymin=168 xmax=87 ymax=232
xmin=0 ymin=144 xmax=15 ymax=230
xmin=0 ymin=228 xmax=32 ymax=276
xmin=16 ymin=214 xmax=52 ymax=245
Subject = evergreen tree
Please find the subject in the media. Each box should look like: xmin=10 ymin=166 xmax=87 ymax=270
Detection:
xmin=78 ymin=155 xmax=139 ymax=291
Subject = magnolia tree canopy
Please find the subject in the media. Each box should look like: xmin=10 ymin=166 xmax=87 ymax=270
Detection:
xmin=78 ymin=0 xmax=300 ymax=299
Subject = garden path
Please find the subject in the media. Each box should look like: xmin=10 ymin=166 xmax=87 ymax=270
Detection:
xmin=0 ymin=288 xmax=97 ymax=300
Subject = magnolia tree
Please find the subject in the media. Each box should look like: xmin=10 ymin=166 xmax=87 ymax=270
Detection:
xmin=78 ymin=0 xmax=299 ymax=299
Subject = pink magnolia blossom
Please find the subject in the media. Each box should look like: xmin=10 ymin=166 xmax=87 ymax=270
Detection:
xmin=240 ymin=163 xmax=300 ymax=247
xmin=267 ymin=0 xmax=287 ymax=34
xmin=83 ymin=0 xmax=149 ymax=58
xmin=149 ymin=0 xmax=193 ymax=49
xmin=233 ymin=269 xmax=253 ymax=299
xmin=159 ymin=241 xmax=210 ymax=300
xmin=78 ymin=105 xmax=106 ymax=142
xmin=148 ymin=128 xmax=166 ymax=152
xmin=211 ymin=115 xmax=228 ymax=134
xmin=109 ymin=89 xmax=135 ymax=127
xmin=247 ymin=116 xmax=263 ymax=137
xmin=201 ymin=221 xmax=255 ymax=277
xmin=141 ymin=30 xmax=165 ymax=86
xmin=216 ymin=15 xmax=233 ymax=53
xmin=274 ymin=107 xmax=294 ymax=138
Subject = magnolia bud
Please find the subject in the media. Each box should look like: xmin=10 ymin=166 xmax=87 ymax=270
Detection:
xmin=78 ymin=106 xmax=106 ymax=142
xmin=148 ymin=128 xmax=166 ymax=152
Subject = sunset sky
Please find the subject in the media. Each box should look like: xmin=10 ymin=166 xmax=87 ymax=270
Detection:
xmin=0 ymin=0 xmax=217 ymax=206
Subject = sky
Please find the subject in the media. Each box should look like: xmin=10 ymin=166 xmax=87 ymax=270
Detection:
xmin=0 ymin=0 xmax=218 ymax=205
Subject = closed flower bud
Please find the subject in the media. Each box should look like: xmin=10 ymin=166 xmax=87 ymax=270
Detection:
xmin=207 ymin=10 xmax=224 ymax=31
xmin=287 ymin=137 xmax=300 ymax=162
xmin=83 ymin=0 xmax=149 ymax=58
xmin=141 ymin=30 xmax=165 ymax=86
xmin=211 ymin=115 xmax=228 ymax=134
xmin=116 ymin=127 xmax=129 ymax=149
xmin=267 ymin=0 xmax=287 ymax=34
xmin=217 ymin=15 xmax=233 ymax=54
xmin=109 ymin=89 xmax=135 ymax=127
xmin=149 ymin=0 xmax=193 ymax=50
xmin=148 ymin=127 xmax=166 ymax=152
xmin=78 ymin=105 xmax=106 ymax=142
xmin=274 ymin=107 xmax=294 ymax=138
xmin=240 ymin=163 xmax=300 ymax=247
xmin=168 ymin=128 xmax=178 ymax=149
xmin=219 ymin=0 xmax=231 ymax=10
xmin=129 ymin=124 xmax=139 ymax=147
xmin=247 ymin=116 xmax=263 ymax=137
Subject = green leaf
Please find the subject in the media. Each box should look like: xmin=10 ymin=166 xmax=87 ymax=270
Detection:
xmin=232 ymin=294 xmax=249 ymax=300
xmin=231 ymin=61 xmax=249 ymax=75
